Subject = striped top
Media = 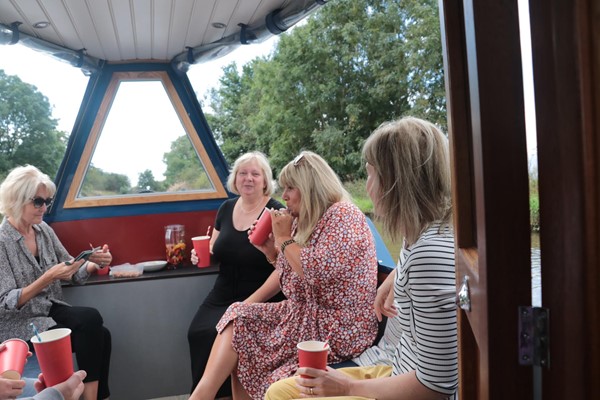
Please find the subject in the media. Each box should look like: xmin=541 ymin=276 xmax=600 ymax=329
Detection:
xmin=392 ymin=223 xmax=457 ymax=398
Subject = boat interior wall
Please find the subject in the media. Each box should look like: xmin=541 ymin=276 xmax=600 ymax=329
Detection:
xmin=0 ymin=0 xmax=326 ymax=74
xmin=50 ymin=210 xmax=216 ymax=267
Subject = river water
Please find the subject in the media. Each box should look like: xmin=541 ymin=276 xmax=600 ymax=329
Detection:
xmin=531 ymin=247 xmax=541 ymax=306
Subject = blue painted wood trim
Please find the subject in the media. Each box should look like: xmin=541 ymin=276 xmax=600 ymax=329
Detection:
xmin=46 ymin=62 xmax=232 ymax=223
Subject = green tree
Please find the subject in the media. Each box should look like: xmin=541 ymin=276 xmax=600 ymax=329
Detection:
xmin=163 ymin=135 xmax=211 ymax=191
xmin=80 ymin=165 xmax=131 ymax=196
xmin=137 ymin=169 xmax=161 ymax=192
xmin=207 ymin=0 xmax=445 ymax=178
xmin=0 ymin=70 xmax=67 ymax=179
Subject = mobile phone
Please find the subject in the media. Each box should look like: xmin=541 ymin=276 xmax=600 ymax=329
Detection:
xmin=66 ymin=246 xmax=101 ymax=265
xmin=73 ymin=249 xmax=94 ymax=262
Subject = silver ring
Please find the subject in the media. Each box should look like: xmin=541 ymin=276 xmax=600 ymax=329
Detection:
xmin=309 ymin=387 xmax=314 ymax=396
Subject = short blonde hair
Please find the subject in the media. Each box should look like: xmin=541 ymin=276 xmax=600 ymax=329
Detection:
xmin=362 ymin=117 xmax=452 ymax=244
xmin=279 ymin=151 xmax=351 ymax=245
xmin=226 ymin=151 xmax=276 ymax=196
xmin=0 ymin=165 xmax=56 ymax=221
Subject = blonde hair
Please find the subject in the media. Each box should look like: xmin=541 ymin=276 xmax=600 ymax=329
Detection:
xmin=279 ymin=151 xmax=351 ymax=245
xmin=226 ymin=151 xmax=276 ymax=196
xmin=0 ymin=165 xmax=56 ymax=221
xmin=362 ymin=117 xmax=452 ymax=244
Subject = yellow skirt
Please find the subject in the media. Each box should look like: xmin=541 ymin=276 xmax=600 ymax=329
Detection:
xmin=265 ymin=365 xmax=393 ymax=400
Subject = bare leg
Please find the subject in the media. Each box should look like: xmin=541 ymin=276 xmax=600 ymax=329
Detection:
xmin=82 ymin=380 xmax=98 ymax=400
xmin=231 ymin=372 xmax=252 ymax=400
xmin=189 ymin=324 xmax=238 ymax=400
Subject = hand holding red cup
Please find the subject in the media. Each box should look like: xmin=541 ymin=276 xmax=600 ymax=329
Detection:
xmin=0 ymin=339 xmax=29 ymax=380
xmin=297 ymin=340 xmax=330 ymax=379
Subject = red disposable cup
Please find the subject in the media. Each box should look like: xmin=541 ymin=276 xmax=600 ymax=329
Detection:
xmin=192 ymin=236 xmax=211 ymax=268
xmin=96 ymin=265 xmax=110 ymax=276
xmin=297 ymin=340 xmax=330 ymax=378
xmin=248 ymin=209 xmax=272 ymax=245
xmin=0 ymin=338 xmax=29 ymax=379
xmin=31 ymin=328 xmax=74 ymax=386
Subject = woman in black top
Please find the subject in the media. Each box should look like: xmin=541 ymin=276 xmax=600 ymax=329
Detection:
xmin=188 ymin=151 xmax=284 ymax=398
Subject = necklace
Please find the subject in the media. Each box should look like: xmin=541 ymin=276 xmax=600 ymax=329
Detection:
xmin=239 ymin=198 xmax=263 ymax=214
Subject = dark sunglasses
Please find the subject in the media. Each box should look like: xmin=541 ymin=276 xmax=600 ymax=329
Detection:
xmin=30 ymin=197 xmax=53 ymax=208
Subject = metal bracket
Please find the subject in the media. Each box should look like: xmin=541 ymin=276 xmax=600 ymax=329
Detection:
xmin=10 ymin=22 xmax=22 ymax=44
xmin=518 ymin=306 xmax=550 ymax=368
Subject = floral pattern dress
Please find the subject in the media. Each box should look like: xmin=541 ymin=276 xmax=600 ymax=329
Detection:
xmin=216 ymin=202 xmax=378 ymax=399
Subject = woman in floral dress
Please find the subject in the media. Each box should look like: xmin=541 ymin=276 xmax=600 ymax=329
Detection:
xmin=189 ymin=151 xmax=379 ymax=400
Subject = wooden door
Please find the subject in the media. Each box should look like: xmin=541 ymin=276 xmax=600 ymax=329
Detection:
xmin=528 ymin=0 xmax=600 ymax=398
xmin=439 ymin=0 xmax=533 ymax=398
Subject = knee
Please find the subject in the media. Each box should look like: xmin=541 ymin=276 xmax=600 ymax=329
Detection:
xmin=77 ymin=307 xmax=104 ymax=331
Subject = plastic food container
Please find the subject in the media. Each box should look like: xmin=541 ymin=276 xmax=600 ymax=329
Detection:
xmin=109 ymin=263 xmax=144 ymax=278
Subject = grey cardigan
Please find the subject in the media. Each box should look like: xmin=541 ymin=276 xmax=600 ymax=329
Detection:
xmin=0 ymin=218 xmax=90 ymax=342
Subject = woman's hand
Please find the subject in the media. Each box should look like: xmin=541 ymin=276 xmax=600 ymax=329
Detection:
xmin=294 ymin=367 xmax=352 ymax=397
xmin=47 ymin=260 xmax=85 ymax=281
xmin=0 ymin=377 xmax=25 ymax=399
xmin=34 ymin=371 xmax=87 ymax=400
xmin=87 ymin=244 xmax=112 ymax=269
xmin=374 ymin=270 xmax=398 ymax=321
xmin=271 ymin=208 xmax=294 ymax=240
xmin=190 ymin=249 xmax=198 ymax=265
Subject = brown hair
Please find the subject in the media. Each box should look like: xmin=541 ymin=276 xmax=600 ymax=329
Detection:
xmin=362 ymin=117 xmax=452 ymax=244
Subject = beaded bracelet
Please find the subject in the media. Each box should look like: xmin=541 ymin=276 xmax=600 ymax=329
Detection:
xmin=280 ymin=239 xmax=296 ymax=254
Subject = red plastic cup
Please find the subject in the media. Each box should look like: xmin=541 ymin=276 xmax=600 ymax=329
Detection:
xmin=297 ymin=340 xmax=330 ymax=378
xmin=248 ymin=209 xmax=272 ymax=245
xmin=0 ymin=338 xmax=29 ymax=379
xmin=31 ymin=328 xmax=74 ymax=386
xmin=192 ymin=236 xmax=211 ymax=268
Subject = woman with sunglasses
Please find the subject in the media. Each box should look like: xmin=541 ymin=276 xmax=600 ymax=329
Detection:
xmin=0 ymin=165 xmax=112 ymax=400
xmin=190 ymin=151 xmax=379 ymax=400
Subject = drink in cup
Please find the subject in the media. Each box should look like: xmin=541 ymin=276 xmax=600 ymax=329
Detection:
xmin=192 ymin=235 xmax=211 ymax=268
xmin=0 ymin=338 xmax=29 ymax=379
xmin=31 ymin=328 xmax=74 ymax=387
xmin=297 ymin=340 xmax=330 ymax=378
xmin=249 ymin=209 xmax=272 ymax=245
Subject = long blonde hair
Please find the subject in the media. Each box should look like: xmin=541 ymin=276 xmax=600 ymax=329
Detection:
xmin=279 ymin=151 xmax=351 ymax=245
xmin=0 ymin=165 xmax=56 ymax=222
xmin=362 ymin=117 xmax=452 ymax=244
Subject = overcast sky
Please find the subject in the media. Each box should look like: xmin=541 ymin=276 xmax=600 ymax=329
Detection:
xmin=0 ymin=38 xmax=278 ymax=183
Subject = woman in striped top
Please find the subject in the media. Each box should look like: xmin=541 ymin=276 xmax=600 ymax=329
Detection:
xmin=266 ymin=116 xmax=458 ymax=400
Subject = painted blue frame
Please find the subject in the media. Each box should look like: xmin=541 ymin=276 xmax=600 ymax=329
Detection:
xmin=46 ymin=62 xmax=232 ymax=223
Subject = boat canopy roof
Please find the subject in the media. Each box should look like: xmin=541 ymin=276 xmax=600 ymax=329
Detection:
xmin=0 ymin=0 xmax=325 ymax=74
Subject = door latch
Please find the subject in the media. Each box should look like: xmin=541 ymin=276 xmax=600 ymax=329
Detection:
xmin=457 ymin=275 xmax=471 ymax=311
